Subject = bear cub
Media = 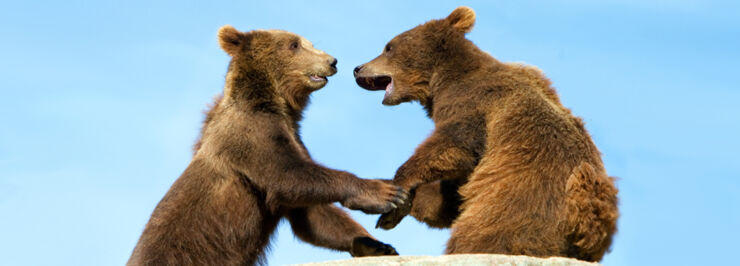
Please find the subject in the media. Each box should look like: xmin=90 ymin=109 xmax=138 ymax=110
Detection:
xmin=355 ymin=7 xmax=618 ymax=262
xmin=128 ymin=26 xmax=406 ymax=266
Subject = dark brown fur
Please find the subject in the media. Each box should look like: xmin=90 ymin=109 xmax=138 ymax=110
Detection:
xmin=128 ymin=26 xmax=406 ymax=266
xmin=354 ymin=7 xmax=618 ymax=262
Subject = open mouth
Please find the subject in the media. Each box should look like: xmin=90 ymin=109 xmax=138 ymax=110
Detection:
xmin=356 ymin=75 xmax=393 ymax=96
xmin=309 ymin=74 xmax=327 ymax=82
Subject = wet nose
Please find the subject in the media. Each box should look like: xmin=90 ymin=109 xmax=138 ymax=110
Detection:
xmin=329 ymin=58 xmax=338 ymax=69
xmin=354 ymin=65 xmax=363 ymax=76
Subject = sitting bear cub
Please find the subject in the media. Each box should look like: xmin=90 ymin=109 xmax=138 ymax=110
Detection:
xmin=355 ymin=7 xmax=619 ymax=262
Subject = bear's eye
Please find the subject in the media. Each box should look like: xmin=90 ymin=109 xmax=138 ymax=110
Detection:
xmin=385 ymin=44 xmax=393 ymax=53
xmin=290 ymin=41 xmax=300 ymax=50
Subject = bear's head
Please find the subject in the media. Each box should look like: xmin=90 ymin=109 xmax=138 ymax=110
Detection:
xmin=218 ymin=25 xmax=337 ymax=110
xmin=353 ymin=6 xmax=476 ymax=106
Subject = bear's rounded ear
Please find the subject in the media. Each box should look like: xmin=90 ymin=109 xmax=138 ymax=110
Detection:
xmin=218 ymin=25 xmax=244 ymax=56
xmin=445 ymin=6 xmax=476 ymax=33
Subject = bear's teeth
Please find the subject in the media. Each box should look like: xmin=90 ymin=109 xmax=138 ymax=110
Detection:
xmin=386 ymin=81 xmax=394 ymax=93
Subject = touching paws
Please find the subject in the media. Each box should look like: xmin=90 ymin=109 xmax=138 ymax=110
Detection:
xmin=350 ymin=237 xmax=399 ymax=257
xmin=375 ymin=188 xmax=414 ymax=230
xmin=342 ymin=179 xmax=408 ymax=214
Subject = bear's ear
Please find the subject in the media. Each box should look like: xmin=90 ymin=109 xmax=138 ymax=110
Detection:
xmin=445 ymin=6 xmax=476 ymax=33
xmin=218 ymin=25 xmax=245 ymax=56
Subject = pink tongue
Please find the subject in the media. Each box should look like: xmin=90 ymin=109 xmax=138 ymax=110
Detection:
xmin=384 ymin=81 xmax=394 ymax=97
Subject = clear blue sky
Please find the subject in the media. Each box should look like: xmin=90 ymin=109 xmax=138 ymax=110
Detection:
xmin=1 ymin=1 xmax=738 ymax=265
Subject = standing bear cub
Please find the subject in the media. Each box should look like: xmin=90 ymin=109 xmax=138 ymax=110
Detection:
xmin=354 ymin=7 xmax=619 ymax=262
xmin=128 ymin=26 xmax=406 ymax=266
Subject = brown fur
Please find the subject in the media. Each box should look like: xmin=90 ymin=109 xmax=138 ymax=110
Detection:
xmin=354 ymin=7 xmax=618 ymax=262
xmin=128 ymin=26 xmax=407 ymax=266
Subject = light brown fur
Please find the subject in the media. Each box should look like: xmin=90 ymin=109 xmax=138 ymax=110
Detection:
xmin=128 ymin=26 xmax=405 ymax=266
xmin=354 ymin=7 xmax=618 ymax=262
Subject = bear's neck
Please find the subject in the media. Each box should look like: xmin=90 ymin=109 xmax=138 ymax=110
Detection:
xmin=226 ymin=64 xmax=274 ymax=101
xmin=225 ymin=64 xmax=308 ymax=128
xmin=276 ymin=84 xmax=311 ymax=124
xmin=425 ymin=43 xmax=504 ymax=119
xmin=430 ymin=42 xmax=503 ymax=91
xmin=437 ymin=42 xmax=497 ymax=79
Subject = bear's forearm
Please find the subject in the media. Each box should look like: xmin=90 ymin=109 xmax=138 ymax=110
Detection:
xmin=393 ymin=131 xmax=478 ymax=189
xmin=393 ymin=120 xmax=483 ymax=189
xmin=393 ymin=145 xmax=476 ymax=189
xmin=258 ymin=163 xmax=362 ymax=207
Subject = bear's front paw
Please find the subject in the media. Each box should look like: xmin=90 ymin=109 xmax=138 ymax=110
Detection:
xmin=375 ymin=195 xmax=413 ymax=230
xmin=350 ymin=237 xmax=399 ymax=257
xmin=343 ymin=179 xmax=408 ymax=214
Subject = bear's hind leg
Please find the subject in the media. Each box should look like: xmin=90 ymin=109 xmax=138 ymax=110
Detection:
xmin=286 ymin=204 xmax=398 ymax=256
xmin=445 ymin=175 xmax=562 ymax=256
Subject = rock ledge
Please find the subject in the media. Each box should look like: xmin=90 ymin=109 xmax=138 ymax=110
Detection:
xmin=293 ymin=254 xmax=599 ymax=266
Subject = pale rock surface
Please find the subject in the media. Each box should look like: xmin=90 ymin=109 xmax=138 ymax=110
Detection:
xmin=293 ymin=254 xmax=599 ymax=266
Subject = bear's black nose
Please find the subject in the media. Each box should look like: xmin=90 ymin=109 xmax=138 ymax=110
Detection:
xmin=330 ymin=58 xmax=338 ymax=69
xmin=354 ymin=65 xmax=363 ymax=76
